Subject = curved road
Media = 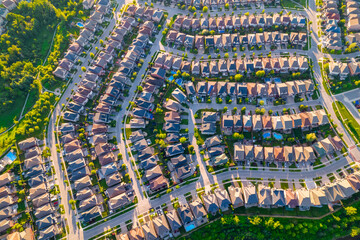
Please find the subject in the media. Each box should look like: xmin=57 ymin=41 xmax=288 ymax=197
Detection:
xmin=46 ymin=0 xmax=360 ymax=239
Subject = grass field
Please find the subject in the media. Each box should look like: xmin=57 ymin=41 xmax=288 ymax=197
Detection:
xmin=0 ymin=96 xmax=26 ymax=132
xmin=333 ymin=101 xmax=360 ymax=143
xmin=0 ymin=86 xmax=40 ymax=132
xmin=281 ymin=0 xmax=307 ymax=8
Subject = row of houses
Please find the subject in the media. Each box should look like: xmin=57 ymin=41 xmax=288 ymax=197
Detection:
xmin=161 ymin=96 xmax=196 ymax=182
xmin=58 ymin=123 xmax=103 ymax=225
xmin=184 ymin=79 xmax=314 ymax=100
xmin=217 ymin=109 xmax=328 ymax=135
xmin=17 ymin=137 xmax=61 ymax=239
xmin=125 ymin=5 xmax=165 ymax=23
xmin=129 ymin=75 xmax=171 ymax=192
xmin=155 ymin=53 xmax=310 ymax=75
xmin=62 ymin=17 xmax=154 ymax=122
xmin=234 ymin=136 xmax=343 ymax=163
xmin=202 ymin=135 xmax=230 ymax=166
xmin=0 ymin=170 xmax=36 ymax=240
xmin=120 ymin=174 xmax=360 ymax=239
xmin=60 ymin=7 xmax=162 ymax=223
xmin=320 ymin=0 xmax=342 ymax=50
xmin=345 ymin=0 xmax=360 ymax=32
xmin=179 ymin=0 xmax=277 ymax=9
xmin=130 ymin=86 xmax=195 ymax=192
xmin=167 ymin=30 xmax=308 ymax=50
xmin=171 ymin=14 xmax=306 ymax=33
xmin=328 ymin=60 xmax=360 ymax=79
xmin=53 ymin=0 xmax=113 ymax=80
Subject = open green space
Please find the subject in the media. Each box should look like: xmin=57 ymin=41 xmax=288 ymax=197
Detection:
xmin=281 ymin=0 xmax=307 ymax=8
xmin=333 ymin=101 xmax=360 ymax=143
xmin=0 ymin=0 xmax=89 ymax=154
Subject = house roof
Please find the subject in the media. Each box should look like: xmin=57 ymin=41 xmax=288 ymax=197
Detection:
xmin=142 ymin=221 xmax=158 ymax=240
xmin=128 ymin=227 xmax=145 ymax=240
xmin=214 ymin=189 xmax=231 ymax=210
xmin=296 ymin=189 xmax=312 ymax=208
xmin=166 ymin=210 xmax=182 ymax=232
xmin=145 ymin=165 xmax=163 ymax=181
xmin=285 ymin=189 xmax=298 ymax=208
xmin=272 ymin=189 xmax=286 ymax=206
xmin=177 ymin=204 xmax=194 ymax=224
xmin=257 ymin=184 xmax=272 ymax=206
xmin=153 ymin=215 xmax=170 ymax=238
xmin=325 ymin=183 xmax=345 ymax=202
xmin=337 ymin=179 xmax=356 ymax=197
xmin=203 ymin=194 xmax=219 ymax=213
xmin=228 ymin=186 xmax=244 ymax=207
xmin=204 ymin=135 xmax=222 ymax=148
xmin=264 ymin=147 xmax=274 ymax=162
xmin=309 ymin=188 xmax=328 ymax=206
xmin=190 ymin=198 xmax=207 ymax=218
xmin=243 ymin=185 xmax=258 ymax=205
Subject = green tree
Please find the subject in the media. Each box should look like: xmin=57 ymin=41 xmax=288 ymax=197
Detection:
xmin=203 ymin=6 xmax=208 ymax=12
xmin=81 ymin=67 xmax=86 ymax=72
xmin=255 ymin=70 xmax=266 ymax=78
xmin=241 ymin=106 xmax=246 ymax=114
xmin=345 ymin=206 xmax=357 ymax=216
xmin=306 ymin=133 xmax=317 ymax=142
xmin=234 ymin=74 xmax=243 ymax=81
xmin=180 ymin=137 xmax=187 ymax=143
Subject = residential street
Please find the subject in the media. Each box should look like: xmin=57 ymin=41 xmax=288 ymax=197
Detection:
xmin=44 ymin=0 xmax=360 ymax=238
xmin=45 ymin=1 xmax=125 ymax=239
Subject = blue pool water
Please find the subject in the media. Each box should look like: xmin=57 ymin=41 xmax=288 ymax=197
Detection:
xmin=273 ymin=132 xmax=283 ymax=140
xmin=171 ymin=71 xmax=177 ymax=75
xmin=273 ymin=77 xmax=281 ymax=83
xmin=264 ymin=78 xmax=271 ymax=82
xmin=176 ymin=78 xmax=183 ymax=86
xmin=76 ymin=22 xmax=84 ymax=28
xmin=168 ymin=76 xmax=174 ymax=81
xmin=5 ymin=151 xmax=16 ymax=161
xmin=263 ymin=132 xmax=271 ymax=139
xmin=185 ymin=224 xmax=196 ymax=232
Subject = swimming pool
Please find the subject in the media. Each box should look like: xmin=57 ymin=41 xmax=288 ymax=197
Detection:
xmin=273 ymin=77 xmax=281 ymax=83
xmin=5 ymin=151 xmax=16 ymax=161
xmin=185 ymin=224 xmax=196 ymax=232
xmin=273 ymin=132 xmax=283 ymax=140
xmin=76 ymin=22 xmax=84 ymax=28
xmin=168 ymin=76 xmax=174 ymax=81
xmin=263 ymin=132 xmax=271 ymax=139
xmin=176 ymin=78 xmax=183 ymax=86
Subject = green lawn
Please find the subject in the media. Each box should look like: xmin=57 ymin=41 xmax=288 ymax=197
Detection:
xmin=0 ymin=95 xmax=26 ymax=131
xmin=0 ymin=83 xmax=38 ymax=132
xmin=23 ymin=88 xmax=40 ymax=115
xmin=281 ymin=0 xmax=307 ymax=8
xmin=333 ymin=101 xmax=360 ymax=143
